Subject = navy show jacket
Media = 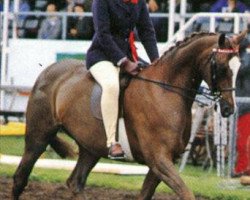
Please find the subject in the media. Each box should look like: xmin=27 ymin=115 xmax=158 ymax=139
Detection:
xmin=86 ymin=0 xmax=159 ymax=69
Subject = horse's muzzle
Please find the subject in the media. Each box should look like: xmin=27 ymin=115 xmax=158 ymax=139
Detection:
xmin=220 ymin=99 xmax=234 ymax=118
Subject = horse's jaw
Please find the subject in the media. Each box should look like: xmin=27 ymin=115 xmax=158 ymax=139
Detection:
xmin=220 ymin=55 xmax=241 ymax=117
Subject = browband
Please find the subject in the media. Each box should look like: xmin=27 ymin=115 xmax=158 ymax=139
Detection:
xmin=212 ymin=48 xmax=238 ymax=53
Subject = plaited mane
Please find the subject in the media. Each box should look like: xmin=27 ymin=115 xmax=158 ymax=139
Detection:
xmin=155 ymin=32 xmax=217 ymax=65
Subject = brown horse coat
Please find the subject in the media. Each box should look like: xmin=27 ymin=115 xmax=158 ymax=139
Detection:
xmin=12 ymin=31 xmax=248 ymax=200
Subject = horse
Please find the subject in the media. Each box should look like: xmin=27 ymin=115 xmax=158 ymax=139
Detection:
xmin=12 ymin=30 xmax=247 ymax=200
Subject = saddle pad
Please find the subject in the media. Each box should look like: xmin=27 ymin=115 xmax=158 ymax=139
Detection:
xmin=90 ymin=83 xmax=102 ymax=120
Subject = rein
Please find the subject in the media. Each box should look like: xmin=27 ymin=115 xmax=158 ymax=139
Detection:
xmin=133 ymin=47 xmax=238 ymax=106
xmin=133 ymin=75 xmax=216 ymax=106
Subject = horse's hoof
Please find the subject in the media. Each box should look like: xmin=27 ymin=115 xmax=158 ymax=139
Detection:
xmin=11 ymin=188 xmax=20 ymax=200
xmin=66 ymin=178 xmax=77 ymax=191
xmin=66 ymin=178 xmax=72 ymax=188
xmin=66 ymin=181 xmax=82 ymax=195
xmin=73 ymin=192 xmax=86 ymax=200
xmin=11 ymin=195 xmax=19 ymax=200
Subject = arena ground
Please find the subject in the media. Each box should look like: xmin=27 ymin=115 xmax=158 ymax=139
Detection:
xmin=0 ymin=176 xmax=209 ymax=200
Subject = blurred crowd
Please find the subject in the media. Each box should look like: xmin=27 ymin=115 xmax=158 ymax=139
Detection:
xmin=0 ymin=0 xmax=249 ymax=41
xmin=0 ymin=0 xmax=94 ymax=40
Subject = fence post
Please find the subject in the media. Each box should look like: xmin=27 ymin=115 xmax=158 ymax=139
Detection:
xmin=210 ymin=15 xmax=216 ymax=32
xmin=228 ymin=111 xmax=238 ymax=177
xmin=62 ymin=14 xmax=67 ymax=40
xmin=179 ymin=0 xmax=187 ymax=29
xmin=1 ymin=0 xmax=10 ymax=110
xmin=12 ymin=0 xmax=20 ymax=39
xmin=168 ymin=0 xmax=176 ymax=41
xmin=214 ymin=104 xmax=221 ymax=176
xmin=234 ymin=14 xmax=240 ymax=34
xmin=220 ymin=116 xmax=228 ymax=177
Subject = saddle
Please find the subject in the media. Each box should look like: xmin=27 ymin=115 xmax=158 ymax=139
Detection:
xmin=90 ymin=60 xmax=148 ymax=120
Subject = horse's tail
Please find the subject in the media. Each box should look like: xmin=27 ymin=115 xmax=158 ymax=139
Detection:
xmin=50 ymin=136 xmax=76 ymax=158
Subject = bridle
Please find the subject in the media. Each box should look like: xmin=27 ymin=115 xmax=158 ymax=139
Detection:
xmin=133 ymin=47 xmax=239 ymax=106
xmin=210 ymin=47 xmax=239 ymax=96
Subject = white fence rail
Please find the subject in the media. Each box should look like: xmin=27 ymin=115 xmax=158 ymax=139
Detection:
xmin=163 ymin=12 xmax=250 ymax=51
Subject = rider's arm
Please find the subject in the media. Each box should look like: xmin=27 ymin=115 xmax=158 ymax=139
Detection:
xmin=92 ymin=0 xmax=126 ymax=65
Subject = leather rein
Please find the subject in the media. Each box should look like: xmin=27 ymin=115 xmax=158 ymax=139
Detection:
xmin=133 ymin=48 xmax=238 ymax=106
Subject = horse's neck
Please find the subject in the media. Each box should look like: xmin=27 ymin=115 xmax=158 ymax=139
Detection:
xmin=140 ymin=40 xmax=213 ymax=104
xmin=162 ymin=39 xmax=214 ymax=87
xmin=144 ymin=53 xmax=200 ymax=90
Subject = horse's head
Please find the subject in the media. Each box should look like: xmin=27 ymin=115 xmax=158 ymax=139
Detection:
xmin=203 ymin=30 xmax=248 ymax=117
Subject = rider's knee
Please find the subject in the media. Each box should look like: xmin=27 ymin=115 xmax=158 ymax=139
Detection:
xmin=102 ymin=81 xmax=119 ymax=95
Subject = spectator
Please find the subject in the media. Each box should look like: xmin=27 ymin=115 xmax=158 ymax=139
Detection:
xmin=82 ymin=0 xmax=93 ymax=12
xmin=38 ymin=3 xmax=62 ymax=39
xmin=10 ymin=0 xmax=31 ymax=13
xmin=175 ymin=0 xmax=192 ymax=13
xmin=46 ymin=0 xmax=68 ymax=11
xmin=0 ymin=0 xmax=3 ymax=12
xmin=27 ymin=0 xmax=35 ymax=10
xmin=67 ymin=4 xmax=93 ymax=40
xmin=194 ymin=0 xmax=249 ymax=32
xmin=10 ymin=0 xmax=31 ymax=20
xmin=147 ymin=0 xmax=159 ymax=12
xmin=210 ymin=0 xmax=249 ymax=13
xmin=147 ymin=0 xmax=168 ymax=42
xmin=213 ymin=0 xmax=249 ymax=32
xmin=235 ymin=35 xmax=250 ymax=176
xmin=190 ymin=0 xmax=214 ymax=12
xmin=64 ymin=0 xmax=75 ymax=12
xmin=63 ymin=0 xmax=88 ymax=12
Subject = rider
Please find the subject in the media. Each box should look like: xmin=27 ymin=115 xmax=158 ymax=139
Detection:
xmin=86 ymin=0 xmax=159 ymax=159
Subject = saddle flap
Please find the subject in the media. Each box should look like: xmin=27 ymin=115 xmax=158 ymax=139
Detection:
xmin=90 ymin=83 xmax=102 ymax=120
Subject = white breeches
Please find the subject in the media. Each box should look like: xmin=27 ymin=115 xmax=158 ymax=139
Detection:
xmin=89 ymin=61 xmax=120 ymax=147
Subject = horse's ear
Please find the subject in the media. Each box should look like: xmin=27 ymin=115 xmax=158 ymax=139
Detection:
xmin=232 ymin=29 xmax=248 ymax=45
xmin=218 ymin=33 xmax=226 ymax=48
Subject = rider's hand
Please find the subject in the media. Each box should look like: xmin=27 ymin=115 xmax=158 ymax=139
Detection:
xmin=120 ymin=58 xmax=140 ymax=76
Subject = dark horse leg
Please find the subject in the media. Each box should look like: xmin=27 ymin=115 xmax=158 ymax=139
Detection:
xmin=138 ymin=169 xmax=161 ymax=200
xmin=12 ymin=94 xmax=58 ymax=200
xmin=67 ymin=146 xmax=99 ymax=197
xmin=12 ymin=136 xmax=50 ymax=200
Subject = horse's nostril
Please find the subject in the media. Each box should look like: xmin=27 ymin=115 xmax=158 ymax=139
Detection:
xmin=219 ymin=99 xmax=234 ymax=118
xmin=221 ymin=106 xmax=234 ymax=117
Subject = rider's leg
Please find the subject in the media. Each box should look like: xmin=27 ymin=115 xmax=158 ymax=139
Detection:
xmin=90 ymin=61 xmax=125 ymax=158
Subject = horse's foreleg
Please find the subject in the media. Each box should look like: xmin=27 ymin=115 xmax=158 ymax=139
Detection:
xmin=152 ymin=157 xmax=195 ymax=200
xmin=138 ymin=169 xmax=161 ymax=200
xmin=67 ymin=147 xmax=99 ymax=195
xmin=12 ymin=140 xmax=48 ymax=200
